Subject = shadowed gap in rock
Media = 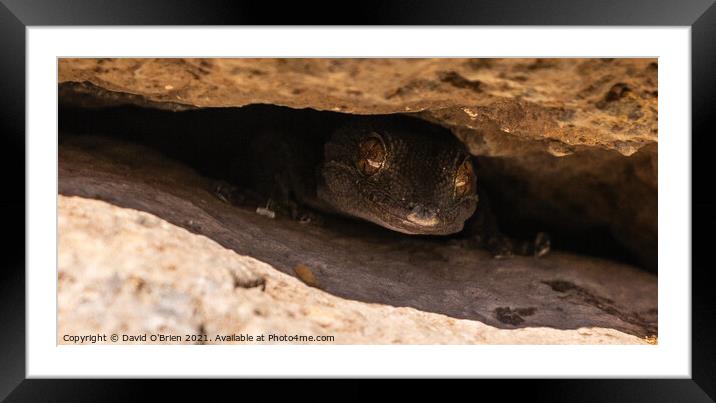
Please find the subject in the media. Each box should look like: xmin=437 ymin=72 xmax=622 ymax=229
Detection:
xmin=58 ymin=103 xmax=652 ymax=270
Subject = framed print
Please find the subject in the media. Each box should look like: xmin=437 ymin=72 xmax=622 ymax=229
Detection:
xmin=1 ymin=0 xmax=714 ymax=400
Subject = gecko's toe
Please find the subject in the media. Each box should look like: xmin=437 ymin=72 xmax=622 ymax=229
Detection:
xmin=488 ymin=237 xmax=515 ymax=259
xmin=534 ymin=232 xmax=551 ymax=258
xmin=214 ymin=181 xmax=244 ymax=205
xmin=292 ymin=207 xmax=323 ymax=225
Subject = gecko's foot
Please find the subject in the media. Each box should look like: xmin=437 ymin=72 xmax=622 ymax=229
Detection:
xmin=256 ymin=196 xmax=323 ymax=225
xmin=288 ymin=204 xmax=323 ymax=225
xmin=295 ymin=210 xmax=323 ymax=225
xmin=450 ymin=235 xmax=516 ymax=258
xmin=487 ymin=236 xmax=516 ymax=259
xmin=481 ymin=233 xmax=550 ymax=259
xmin=533 ymin=232 xmax=551 ymax=258
xmin=213 ymin=181 xmax=246 ymax=206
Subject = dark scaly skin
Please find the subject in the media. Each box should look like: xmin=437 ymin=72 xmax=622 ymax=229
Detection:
xmin=222 ymin=114 xmax=548 ymax=257
xmin=317 ymin=116 xmax=477 ymax=235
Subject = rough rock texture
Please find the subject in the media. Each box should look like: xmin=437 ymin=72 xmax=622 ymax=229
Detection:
xmin=58 ymin=135 xmax=657 ymax=344
xmin=58 ymin=58 xmax=657 ymax=155
xmin=58 ymin=58 xmax=658 ymax=270
xmin=59 ymin=196 xmax=652 ymax=345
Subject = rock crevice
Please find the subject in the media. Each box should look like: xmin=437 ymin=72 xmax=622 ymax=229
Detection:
xmin=58 ymin=135 xmax=657 ymax=343
xmin=57 ymin=58 xmax=658 ymax=344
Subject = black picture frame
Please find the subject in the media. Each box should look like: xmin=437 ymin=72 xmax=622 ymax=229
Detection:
xmin=1 ymin=0 xmax=713 ymax=400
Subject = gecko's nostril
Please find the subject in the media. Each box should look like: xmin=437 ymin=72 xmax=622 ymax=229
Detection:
xmin=407 ymin=204 xmax=439 ymax=226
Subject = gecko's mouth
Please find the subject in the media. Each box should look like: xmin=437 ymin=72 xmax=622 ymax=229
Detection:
xmin=362 ymin=212 xmax=459 ymax=236
xmin=361 ymin=203 xmax=472 ymax=236
xmin=380 ymin=219 xmax=463 ymax=236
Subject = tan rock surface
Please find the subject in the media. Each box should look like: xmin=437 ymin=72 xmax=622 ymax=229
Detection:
xmin=58 ymin=196 xmax=651 ymax=345
xmin=58 ymin=135 xmax=657 ymax=344
xmin=59 ymin=58 xmax=657 ymax=155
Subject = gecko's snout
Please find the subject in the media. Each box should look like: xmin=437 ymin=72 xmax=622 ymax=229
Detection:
xmin=406 ymin=204 xmax=440 ymax=227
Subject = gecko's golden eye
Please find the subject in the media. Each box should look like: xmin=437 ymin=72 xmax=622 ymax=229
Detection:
xmin=356 ymin=135 xmax=386 ymax=176
xmin=454 ymin=158 xmax=474 ymax=198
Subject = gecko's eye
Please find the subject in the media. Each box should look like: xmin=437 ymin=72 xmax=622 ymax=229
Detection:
xmin=454 ymin=158 xmax=474 ymax=198
xmin=356 ymin=135 xmax=386 ymax=176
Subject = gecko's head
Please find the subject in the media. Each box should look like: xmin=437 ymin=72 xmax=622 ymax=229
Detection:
xmin=317 ymin=115 xmax=478 ymax=235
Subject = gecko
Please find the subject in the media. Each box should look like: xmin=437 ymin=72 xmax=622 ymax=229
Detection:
xmin=218 ymin=113 xmax=550 ymax=258
xmin=58 ymin=100 xmax=548 ymax=257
